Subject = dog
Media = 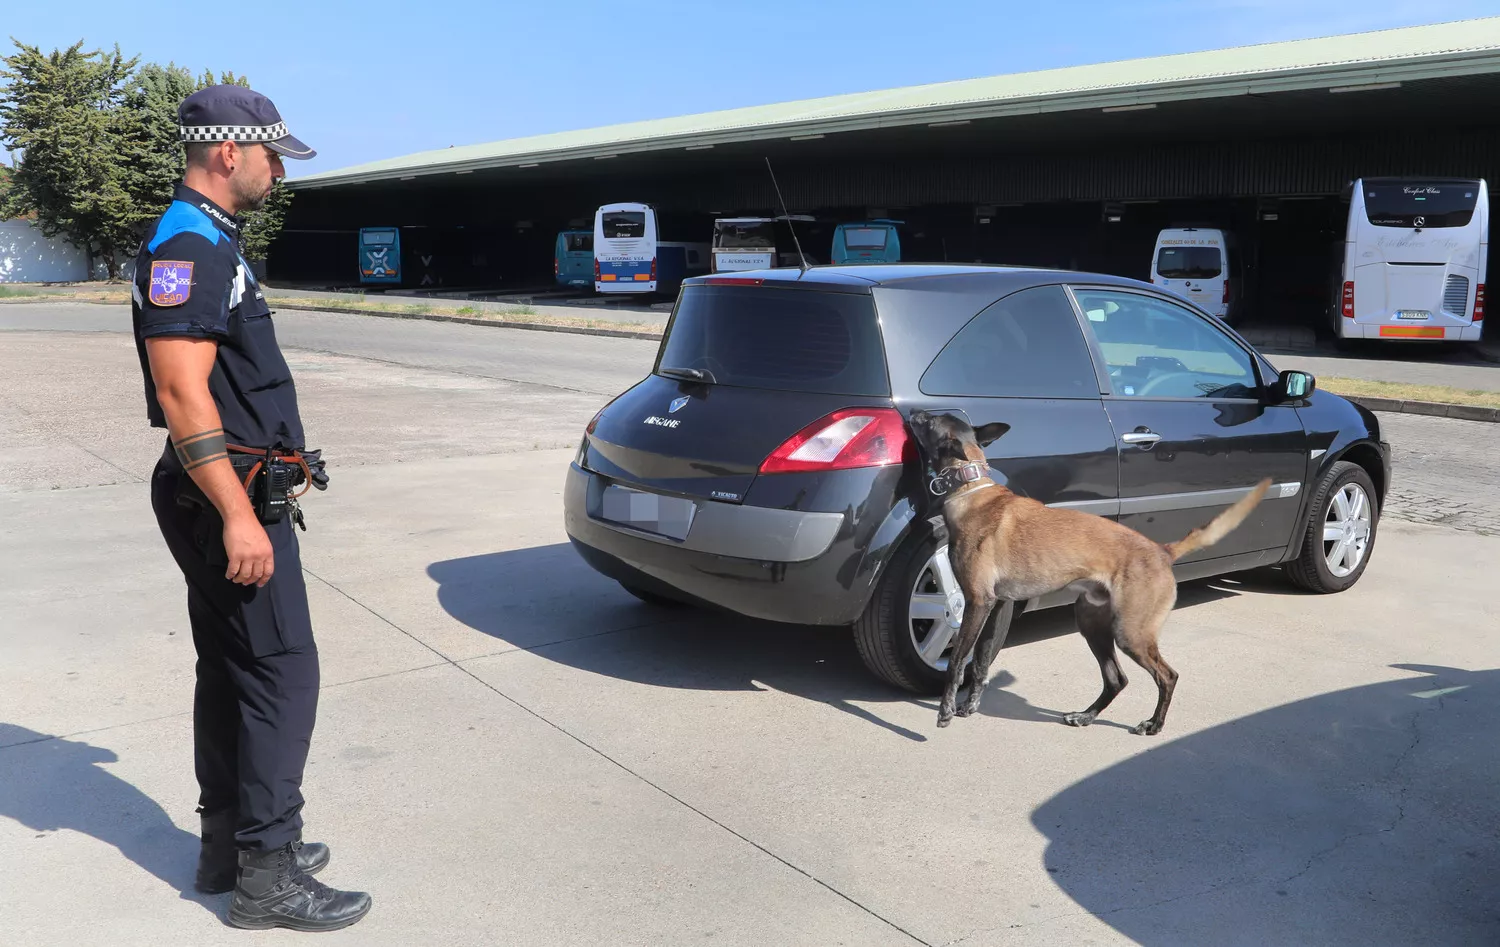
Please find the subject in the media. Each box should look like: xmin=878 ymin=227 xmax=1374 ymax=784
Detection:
xmin=906 ymin=410 xmax=1269 ymax=735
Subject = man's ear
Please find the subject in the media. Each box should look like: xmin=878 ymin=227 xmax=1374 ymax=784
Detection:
xmin=974 ymin=422 xmax=1011 ymax=447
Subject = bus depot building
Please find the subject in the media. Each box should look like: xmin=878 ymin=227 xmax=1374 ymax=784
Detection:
xmin=271 ymin=17 xmax=1500 ymax=340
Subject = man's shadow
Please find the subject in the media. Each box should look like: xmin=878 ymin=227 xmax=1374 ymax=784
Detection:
xmin=0 ymin=724 xmax=216 ymax=913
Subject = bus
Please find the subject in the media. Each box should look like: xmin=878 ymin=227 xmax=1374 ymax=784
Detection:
xmin=831 ymin=219 xmax=902 ymax=264
xmin=592 ymin=202 xmax=708 ymax=295
xmin=1149 ymin=227 xmax=1242 ymax=323
xmin=554 ymin=229 xmax=593 ymax=288
xmin=710 ymin=215 xmax=815 ymax=272
xmin=1331 ymin=177 xmax=1488 ymax=343
xmin=358 ymin=227 xmax=401 ymax=284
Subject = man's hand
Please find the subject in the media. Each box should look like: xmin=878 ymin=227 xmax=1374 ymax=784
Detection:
xmin=224 ymin=510 xmax=274 ymax=586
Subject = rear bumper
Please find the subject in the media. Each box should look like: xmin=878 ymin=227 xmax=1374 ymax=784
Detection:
xmin=562 ymin=463 xmax=877 ymax=625
xmin=1337 ymin=321 xmax=1484 ymax=341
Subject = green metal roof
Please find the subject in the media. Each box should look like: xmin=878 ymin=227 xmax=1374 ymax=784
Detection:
xmin=290 ymin=16 xmax=1500 ymax=189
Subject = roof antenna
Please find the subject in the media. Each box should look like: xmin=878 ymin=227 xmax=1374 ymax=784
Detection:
xmin=765 ymin=157 xmax=810 ymax=274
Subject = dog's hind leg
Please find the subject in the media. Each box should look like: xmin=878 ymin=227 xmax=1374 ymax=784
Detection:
xmin=1062 ymin=597 xmax=1128 ymax=728
xmin=937 ymin=592 xmax=996 ymax=728
xmin=958 ymin=598 xmax=1016 ymax=718
xmin=1114 ymin=579 xmax=1180 ymax=736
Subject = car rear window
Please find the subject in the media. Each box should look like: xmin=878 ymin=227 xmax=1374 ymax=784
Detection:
xmin=657 ymin=285 xmax=890 ymax=396
xmin=1155 ymin=246 xmax=1221 ymax=279
xmin=1364 ymin=182 xmax=1479 ymax=228
xmin=842 ymin=227 xmax=889 ymax=249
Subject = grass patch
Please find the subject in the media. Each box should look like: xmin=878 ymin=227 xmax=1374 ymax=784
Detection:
xmin=1320 ymin=376 xmax=1500 ymax=409
xmin=0 ymin=286 xmax=40 ymax=297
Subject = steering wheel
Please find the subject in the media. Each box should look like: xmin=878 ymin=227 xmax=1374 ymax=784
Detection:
xmin=1136 ymin=371 xmax=1198 ymax=398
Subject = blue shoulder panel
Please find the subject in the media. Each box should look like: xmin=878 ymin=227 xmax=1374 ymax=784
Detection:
xmin=148 ymin=201 xmax=222 ymax=254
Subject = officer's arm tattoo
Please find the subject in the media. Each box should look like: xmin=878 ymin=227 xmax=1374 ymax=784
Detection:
xmin=173 ymin=428 xmax=228 ymax=471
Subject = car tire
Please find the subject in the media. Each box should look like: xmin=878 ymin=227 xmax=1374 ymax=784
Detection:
xmin=619 ymin=582 xmax=689 ymax=609
xmin=852 ymin=516 xmax=952 ymax=695
xmin=1285 ymin=460 xmax=1380 ymax=593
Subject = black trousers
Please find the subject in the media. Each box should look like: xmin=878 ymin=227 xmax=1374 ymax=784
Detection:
xmin=150 ymin=456 xmax=320 ymax=852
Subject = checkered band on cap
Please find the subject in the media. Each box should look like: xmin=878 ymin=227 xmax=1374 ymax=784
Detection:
xmin=178 ymin=122 xmax=289 ymax=143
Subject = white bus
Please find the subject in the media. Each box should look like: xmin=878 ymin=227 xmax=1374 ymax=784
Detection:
xmin=1331 ymin=177 xmax=1488 ymax=343
xmin=593 ymin=202 xmax=708 ymax=295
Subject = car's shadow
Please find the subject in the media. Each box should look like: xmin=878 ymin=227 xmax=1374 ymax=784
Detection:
xmin=1029 ymin=664 xmax=1500 ymax=945
xmin=428 ymin=545 xmax=1284 ymax=741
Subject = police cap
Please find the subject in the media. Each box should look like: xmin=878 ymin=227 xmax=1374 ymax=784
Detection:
xmin=178 ymin=85 xmax=316 ymax=160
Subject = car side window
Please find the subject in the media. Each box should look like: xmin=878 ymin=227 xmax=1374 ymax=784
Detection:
xmin=1072 ymin=289 xmax=1258 ymax=399
xmin=919 ymin=285 xmax=1099 ymax=399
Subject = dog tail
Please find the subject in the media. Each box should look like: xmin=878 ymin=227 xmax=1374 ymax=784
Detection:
xmin=1165 ymin=478 xmax=1272 ymax=562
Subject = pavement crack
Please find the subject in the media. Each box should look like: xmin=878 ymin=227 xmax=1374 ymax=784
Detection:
xmin=301 ymin=566 xmax=932 ymax=946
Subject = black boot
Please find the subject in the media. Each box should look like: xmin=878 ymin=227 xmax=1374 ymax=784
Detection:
xmin=228 ymin=843 xmax=372 ymax=932
xmin=195 ymin=811 xmax=331 ymax=895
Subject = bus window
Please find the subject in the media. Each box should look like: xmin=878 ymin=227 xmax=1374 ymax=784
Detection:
xmin=602 ymin=212 xmax=646 ymax=239
xmin=1155 ymin=247 xmax=1221 ymax=279
xmin=1364 ymin=183 xmax=1479 ymax=228
xmin=565 ymin=233 xmax=593 ymax=253
xmin=842 ymin=227 xmax=889 ymax=250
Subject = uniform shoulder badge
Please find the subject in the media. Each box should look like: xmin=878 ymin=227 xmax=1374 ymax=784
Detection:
xmin=149 ymin=260 xmax=195 ymax=306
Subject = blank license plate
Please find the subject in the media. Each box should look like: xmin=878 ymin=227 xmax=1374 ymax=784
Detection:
xmin=1395 ymin=310 xmax=1431 ymax=320
xmin=600 ymin=485 xmax=696 ymax=540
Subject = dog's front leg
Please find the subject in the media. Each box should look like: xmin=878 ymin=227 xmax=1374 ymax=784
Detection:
xmin=958 ymin=598 xmax=1015 ymax=718
xmin=938 ymin=593 xmax=996 ymax=728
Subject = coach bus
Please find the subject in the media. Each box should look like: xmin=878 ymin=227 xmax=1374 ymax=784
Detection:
xmin=592 ymin=202 xmax=708 ymax=296
xmin=1331 ymin=177 xmax=1488 ymax=343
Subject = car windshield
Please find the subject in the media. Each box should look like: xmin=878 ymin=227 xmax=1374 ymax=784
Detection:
xmin=1155 ymin=246 xmax=1222 ymax=279
xmin=658 ymin=286 xmax=890 ymax=396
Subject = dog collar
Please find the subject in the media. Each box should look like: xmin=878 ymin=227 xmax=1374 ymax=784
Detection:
xmin=928 ymin=461 xmax=993 ymax=497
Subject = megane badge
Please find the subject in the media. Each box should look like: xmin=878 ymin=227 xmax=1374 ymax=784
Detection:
xmin=669 ymin=396 xmax=689 ymax=413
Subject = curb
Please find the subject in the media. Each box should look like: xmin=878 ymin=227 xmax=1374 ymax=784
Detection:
xmin=271 ymin=303 xmax=666 ymax=342
xmin=1341 ymin=395 xmax=1500 ymax=423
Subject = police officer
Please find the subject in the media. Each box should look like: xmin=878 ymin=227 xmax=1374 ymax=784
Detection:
xmin=132 ymin=85 xmax=371 ymax=932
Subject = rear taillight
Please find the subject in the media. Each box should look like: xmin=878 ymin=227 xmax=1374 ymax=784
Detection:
xmin=760 ymin=408 xmax=913 ymax=475
xmin=1475 ymin=284 xmax=1485 ymax=322
xmin=1341 ymin=281 xmax=1355 ymax=319
xmin=593 ymin=259 xmax=600 ymax=281
xmin=1223 ymin=281 xmax=1230 ymax=304
xmin=650 ymin=257 xmax=657 ymax=281
xmin=554 ymin=258 xmax=559 ymax=276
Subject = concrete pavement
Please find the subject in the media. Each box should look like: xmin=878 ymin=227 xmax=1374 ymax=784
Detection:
xmin=1 ymin=303 xmax=1498 ymax=945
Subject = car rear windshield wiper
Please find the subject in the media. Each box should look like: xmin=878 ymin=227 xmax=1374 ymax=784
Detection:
xmin=658 ymin=366 xmax=717 ymax=384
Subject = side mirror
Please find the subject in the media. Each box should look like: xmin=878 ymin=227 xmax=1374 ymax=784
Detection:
xmin=1271 ymin=369 xmax=1316 ymax=402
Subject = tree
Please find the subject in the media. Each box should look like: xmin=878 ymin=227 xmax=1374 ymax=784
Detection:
xmin=0 ymin=40 xmax=139 ymax=279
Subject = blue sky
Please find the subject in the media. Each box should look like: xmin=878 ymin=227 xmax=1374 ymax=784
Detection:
xmin=3 ymin=1 xmax=1496 ymax=178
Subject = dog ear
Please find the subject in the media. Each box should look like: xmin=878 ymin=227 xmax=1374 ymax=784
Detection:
xmin=974 ymin=422 xmax=1011 ymax=446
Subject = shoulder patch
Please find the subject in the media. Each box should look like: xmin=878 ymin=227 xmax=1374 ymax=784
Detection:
xmin=149 ymin=260 xmax=195 ymax=307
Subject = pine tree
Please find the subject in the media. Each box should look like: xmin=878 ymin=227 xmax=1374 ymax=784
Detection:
xmin=0 ymin=40 xmax=139 ymax=279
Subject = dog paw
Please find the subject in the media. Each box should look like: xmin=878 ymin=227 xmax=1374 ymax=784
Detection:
xmin=936 ymin=714 xmax=953 ymax=728
xmin=1062 ymin=712 xmax=1095 ymax=728
xmin=1130 ymin=720 xmax=1163 ymax=736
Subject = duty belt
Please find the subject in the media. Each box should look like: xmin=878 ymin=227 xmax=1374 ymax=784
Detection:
xmin=226 ymin=443 xmax=317 ymax=529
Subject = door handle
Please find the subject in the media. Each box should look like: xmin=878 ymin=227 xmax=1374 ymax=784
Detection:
xmin=1121 ymin=430 xmax=1162 ymax=447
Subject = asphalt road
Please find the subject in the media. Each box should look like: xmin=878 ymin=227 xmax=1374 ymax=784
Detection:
xmin=2 ymin=301 xmax=1498 ymax=945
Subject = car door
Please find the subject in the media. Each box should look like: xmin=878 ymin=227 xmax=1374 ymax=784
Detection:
xmin=1068 ymin=286 xmax=1308 ymax=563
xmin=915 ymin=284 xmax=1118 ymax=516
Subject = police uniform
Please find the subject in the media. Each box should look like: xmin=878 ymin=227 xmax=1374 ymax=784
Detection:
xmin=133 ymin=85 xmax=370 ymax=931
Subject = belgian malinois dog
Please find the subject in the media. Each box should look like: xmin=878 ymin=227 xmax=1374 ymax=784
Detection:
xmin=907 ymin=410 xmax=1269 ymax=735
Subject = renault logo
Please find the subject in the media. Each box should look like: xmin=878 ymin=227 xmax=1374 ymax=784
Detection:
xmin=669 ymin=396 xmax=689 ymax=413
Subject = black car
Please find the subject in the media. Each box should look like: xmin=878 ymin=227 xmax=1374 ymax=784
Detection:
xmin=563 ymin=265 xmax=1392 ymax=693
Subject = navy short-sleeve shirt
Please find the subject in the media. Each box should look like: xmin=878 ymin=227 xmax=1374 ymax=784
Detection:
xmin=132 ymin=184 xmax=305 ymax=460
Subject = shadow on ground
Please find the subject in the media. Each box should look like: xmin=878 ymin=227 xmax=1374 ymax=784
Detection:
xmin=0 ymin=724 xmax=217 ymax=914
xmin=427 ymin=546 xmax=1290 ymax=742
xmin=1029 ymin=665 xmax=1500 ymax=946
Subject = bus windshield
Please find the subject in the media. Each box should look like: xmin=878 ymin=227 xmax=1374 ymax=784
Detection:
xmin=1155 ymin=246 xmax=1221 ymax=279
xmin=1364 ymin=182 xmax=1480 ymax=228
xmin=714 ymin=221 xmax=776 ymax=249
xmin=565 ymin=233 xmax=593 ymax=252
xmin=842 ymin=227 xmax=889 ymax=249
xmin=602 ymin=212 xmax=646 ymax=239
